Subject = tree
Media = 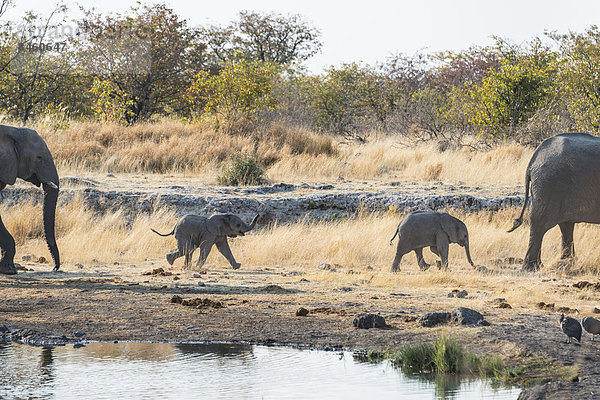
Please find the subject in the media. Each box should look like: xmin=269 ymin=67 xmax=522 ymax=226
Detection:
xmin=202 ymin=11 xmax=321 ymax=65
xmin=76 ymin=3 xmax=206 ymax=123
xmin=187 ymin=58 xmax=280 ymax=132
xmin=549 ymin=26 xmax=600 ymax=131
xmin=465 ymin=39 xmax=556 ymax=138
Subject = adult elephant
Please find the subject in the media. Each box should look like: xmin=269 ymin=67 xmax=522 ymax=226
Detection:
xmin=509 ymin=132 xmax=600 ymax=271
xmin=0 ymin=125 xmax=60 ymax=274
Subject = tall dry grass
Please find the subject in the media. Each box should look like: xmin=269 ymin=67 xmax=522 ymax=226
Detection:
xmin=8 ymin=199 xmax=600 ymax=277
xmin=24 ymin=118 xmax=533 ymax=186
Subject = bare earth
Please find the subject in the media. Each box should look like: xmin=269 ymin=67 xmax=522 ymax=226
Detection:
xmin=1 ymin=175 xmax=599 ymax=399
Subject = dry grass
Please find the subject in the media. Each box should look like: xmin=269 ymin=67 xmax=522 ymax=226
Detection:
xmin=7 ymin=199 xmax=600 ymax=278
xmin=20 ymin=118 xmax=532 ymax=186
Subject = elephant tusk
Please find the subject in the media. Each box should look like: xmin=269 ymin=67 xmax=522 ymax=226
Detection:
xmin=44 ymin=181 xmax=58 ymax=190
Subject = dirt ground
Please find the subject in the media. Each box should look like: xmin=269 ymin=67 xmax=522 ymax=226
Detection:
xmin=0 ymin=259 xmax=599 ymax=399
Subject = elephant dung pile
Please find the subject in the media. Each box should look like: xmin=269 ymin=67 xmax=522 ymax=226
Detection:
xmin=170 ymin=295 xmax=224 ymax=309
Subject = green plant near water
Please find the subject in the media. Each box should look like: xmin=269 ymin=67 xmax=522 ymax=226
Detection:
xmin=217 ymin=154 xmax=268 ymax=186
xmin=363 ymin=335 xmax=578 ymax=386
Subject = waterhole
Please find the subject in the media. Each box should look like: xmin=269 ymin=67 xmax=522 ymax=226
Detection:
xmin=0 ymin=342 xmax=520 ymax=399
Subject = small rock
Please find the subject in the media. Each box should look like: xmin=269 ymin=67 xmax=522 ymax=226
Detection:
xmin=21 ymin=255 xmax=33 ymax=262
xmin=451 ymin=307 xmax=488 ymax=326
xmin=15 ymin=263 xmax=27 ymax=271
xmin=73 ymin=331 xmax=85 ymax=338
xmin=170 ymin=295 xmax=183 ymax=304
xmin=419 ymin=312 xmax=451 ymax=327
xmin=447 ymin=293 xmax=455 ymax=298
xmin=353 ymin=314 xmax=386 ymax=329
xmin=37 ymin=256 xmax=46 ymax=264
xmin=317 ymin=263 xmax=333 ymax=271
xmin=299 ymin=278 xmax=310 ymax=282
xmin=498 ymin=302 xmax=512 ymax=309
xmin=456 ymin=290 xmax=468 ymax=298
xmin=75 ymin=263 xmax=84 ymax=269
xmin=475 ymin=265 xmax=488 ymax=273
xmin=197 ymin=281 xmax=205 ymax=287
xmin=107 ymin=174 xmax=115 ymax=177
xmin=192 ymin=273 xmax=202 ymax=278
xmin=173 ymin=276 xmax=180 ymax=281
xmin=593 ymin=307 xmax=600 ymax=314
xmin=296 ymin=307 xmax=309 ymax=317
xmin=492 ymin=298 xmax=506 ymax=303
xmin=339 ymin=287 xmax=352 ymax=292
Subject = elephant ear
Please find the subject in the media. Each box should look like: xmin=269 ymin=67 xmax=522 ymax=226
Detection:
xmin=440 ymin=213 xmax=460 ymax=243
xmin=0 ymin=130 xmax=18 ymax=185
xmin=207 ymin=215 xmax=228 ymax=236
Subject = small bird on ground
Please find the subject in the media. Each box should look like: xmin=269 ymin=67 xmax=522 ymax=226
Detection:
xmin=582 ymin=316 xmax=600 ymax=341
xmin=560 ymin=314 xmax=582 ymax=344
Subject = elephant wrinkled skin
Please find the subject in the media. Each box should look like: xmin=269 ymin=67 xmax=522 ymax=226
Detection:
xmin=0 ymin=125 xmax=60 ymax=274
xmin=152 ymin=213 xmax=259 ymax=269
xmin=389 ymin=211 xmax=474 ymax=272
xmin=510 ymin=132 xmax=600 ymax=271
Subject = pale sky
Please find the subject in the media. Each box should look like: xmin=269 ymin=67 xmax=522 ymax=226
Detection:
xmin=6 ymin=0 xmax=600 ymax=73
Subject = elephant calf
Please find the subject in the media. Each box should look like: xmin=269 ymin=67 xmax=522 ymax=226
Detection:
xmin=152 ymin=213 xmax=259 ymax=269
xmin=389 ymin=211 xmax=474 ymax=272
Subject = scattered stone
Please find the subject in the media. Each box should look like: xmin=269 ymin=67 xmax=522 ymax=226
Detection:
xmin=594 ymin=307 xmax=600 ymax=314
xmin=536 ymin=302 xmax=555 ymax=311
xmin=492 ymin=298 xmax=507 ymax=303
xmin=353 ymin=313 xmax=386 ymax=329
xmin=197 ymin=281 xmax=205 ymax=287
xmin=73 ymin=331 xmax=85 ymax=338
xmin=75 ymin=263 xmax=84 ymax=269
xmin=142 ymin=267 xmax=172 ymax=277
xmin=475 ymin=265 xmax=488 ymax=273
xmin=21 ymin=255 xmax=33 ymax=262
xmin=192 ymin=273 xmax=202 ymax=278
xmin=390 ymin=293 xmax=409 ymax=297
xmin=173 ymin=276 xmax=180 ymax=281
xmin=317 ymin=263 xmax=336 ymax=272
xmin=296 ymin=307 xmax=309 ymax=317
xmin=456 ymin=290 xmax=468 ymax=298
xmin=451 ymin=307 xmax=488 ymax=326
xmin=339 ymin=287 xmax=352 ymax=292
xmin=299 ymin=278 xmax=310 ymax=282
xmin=404 ymin=316 xmax=418 ymax=322
xmin=557 ymin=306 xmax=579 ymax=314
xmin=448 ymin=293 xmax=454 ymax=298
xmin=37 ymin=256 xmax=46 ymax=264
xmin=419 ymin=312 xmax=451 ymax=327
xmin=498 ymin=302 xmax=512 ymax=309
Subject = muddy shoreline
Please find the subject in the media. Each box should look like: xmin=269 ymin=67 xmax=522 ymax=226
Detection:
xmin=0 ymin=264 xmax=597 ymax=400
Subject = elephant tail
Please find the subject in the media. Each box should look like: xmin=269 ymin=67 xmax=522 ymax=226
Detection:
xmin=151 ymin=227 xmax=175 ymax=237
xmin=389 ymin=230 xmax=399 ymax=246
xmin=508 ymin=171 xmax=530 ymax=233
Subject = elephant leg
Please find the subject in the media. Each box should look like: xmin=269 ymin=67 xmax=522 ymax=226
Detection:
xmin=558 ymin=222 xmax=575 ymax=260
xmin=391 ymin=240 xmax=409 ymax=272
xmin=0 ymin=215 xmax=17 ymax=275
xmin=215 ymin=238 xmax=240 ymax=269
xmin=166 ymin=249 xmax=183 ymax=266
xmin=523 ymin=221 xmax=551 ymax=271
xmin=414 ymin=248 xmax=430 ymax=271
xmin=435 ymin=232 xmax=449 ymax=269
xmin=195 ymin=241 xmax=213 ymax=269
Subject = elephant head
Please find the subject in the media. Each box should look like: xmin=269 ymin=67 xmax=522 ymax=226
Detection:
xmin=440 ymin=213 xmax=474 ymax=267
xmin=207 ymin=214 xmax=259 ymax=237
xmin=0 ymin=125 xmax=60 ymax=270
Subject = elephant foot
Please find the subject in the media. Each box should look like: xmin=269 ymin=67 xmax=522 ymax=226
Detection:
xmin=0 ymin=260 xmax=17 ymax=275
xmin=522 ymin=261 xmax=541 ymax=272
xmin=166 ymin=253 xmax=175 ymax=265
xmin=390 ymin=267 xmax=400 ymax=273
xmin=231 ymin=263 xmax=241 ymax=270
xmin=419 ymin=262 xmax=431 ymax=271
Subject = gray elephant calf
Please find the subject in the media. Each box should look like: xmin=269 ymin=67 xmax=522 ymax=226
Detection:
xmin=152 ymin=213 xmax=259 ymax=269
xmin=389 ymin=211 xmax=474 ymax=272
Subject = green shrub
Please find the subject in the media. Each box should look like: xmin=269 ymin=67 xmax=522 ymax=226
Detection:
xmin=217 ymin=154 xmax=268 ymax=186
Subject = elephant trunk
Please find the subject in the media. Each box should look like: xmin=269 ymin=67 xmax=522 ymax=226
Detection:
xmin=242 ymin=214 xmax=260 ymax=233
xmin=464 ymin=239 xmax=474 ymax=267
xmin=42 ymin=183 xmax=60 ymax=270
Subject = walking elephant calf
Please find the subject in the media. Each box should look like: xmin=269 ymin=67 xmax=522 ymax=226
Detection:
xmin=389 ymin=211 xmax=475 ymax=272
xmin=152 ymin=213 xmax=259 ymax=269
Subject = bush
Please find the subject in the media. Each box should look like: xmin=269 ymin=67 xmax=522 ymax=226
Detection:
xmin=217 ymin=154 xmax=268 ymax=186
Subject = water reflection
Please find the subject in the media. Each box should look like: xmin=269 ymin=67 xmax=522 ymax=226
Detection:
xmin=0 ymin=342 xmax=520 ymax=399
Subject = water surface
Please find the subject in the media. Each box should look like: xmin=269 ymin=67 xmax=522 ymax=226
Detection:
xmin=0 ymin=342 xmax=520 ymax=399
